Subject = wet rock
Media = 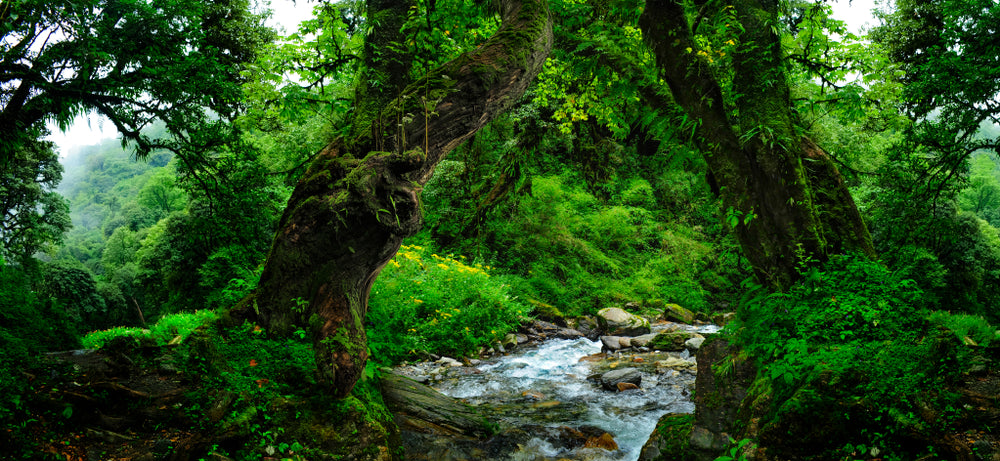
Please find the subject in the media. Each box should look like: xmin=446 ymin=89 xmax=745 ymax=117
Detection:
xmin=521 ymin=390 xmax=545 ymax=400
xmin=503 ymin=333 xmax=519 ymax=349
xmin=663 ymin=303 xmax=696 ymax=324
xmin=436 ymin=357 xmax=462 ymax=367
xmin=584 ymin=432 xmax=619 ymax=451
xmin=522 ymin=319 xmax=576 ymax=342
xmin=655 ymin=357 xmax=697 ymax=370
xmin=649 ymin=331 xmax=700 ymax=351
xmin=556 ymin=327 xmax=585 ymax=339
xmin=685 ymin=336 xmax=706 ymax=351
xmin=578 ymin=353 xmax=607 ymax=363
xmin=599 ymin=367 xmax=642 ymax=391
xmin=616 ymin=382 xmax=640 ymax=392
xmin=532 ymin=400 xmax=561 ymax=409
xmin=600 ymin=335 xmax=630 ymax=351
xmin=630 ymin=333 xmax=658 ymax=348
xmin=638 ymin=413 xmax=694 ymax=461
xmin=598 ymin=307 xmax=651 ymax=336
xmin=572 ymin=315 xmax=603 ymax=340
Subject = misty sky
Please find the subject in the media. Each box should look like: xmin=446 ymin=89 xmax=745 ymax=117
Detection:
xmin=45 ymin=0 xmax=315 ymax=158
xmin=45 ymin=0 xmax=880 ymax=158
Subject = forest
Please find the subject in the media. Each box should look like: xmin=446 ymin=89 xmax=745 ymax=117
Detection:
xmin=2 ymin=0 xmax=1000 ymax=459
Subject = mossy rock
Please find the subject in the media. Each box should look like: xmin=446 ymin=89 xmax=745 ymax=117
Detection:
xmin=663 ymin=304 xmax=695 ymax=324
xmin=649 ymin=331 xmax=699 ymax=351
xmin=528 ymin=299 xmax=567 ymax=327
xmin=638 ymin=413 xmax=695 ymax=461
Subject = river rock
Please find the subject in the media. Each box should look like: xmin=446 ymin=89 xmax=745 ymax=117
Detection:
xmin=584 ymin=432 xmax=619 ymax=450
xmin=685 ymin=336 xmax=706 ymax=351
xmin=597 ymin=307 xmax=651 ymax=336
xmin=600 ymin=335 xmax=631 ymax=351
xmin=571 ymin=315 xmax=603 ymax=340
xmin=638 ymin=413 xmax=693 ymax=461
xmin=649 ymin=331 xmax=700 ymax=351
xmin=663 ymin=303 xmax=695 ymax=324
xmin=599 ymin=367 xmax=641 ymax=391
xmin=616 ymin=382 xmax=640 ymax=392
xmin=436 ymin=356 xmax=463 ymax=367
xmin=655 ymin=357 xmax=696 ymax=370
xmin=630 ymin=333 xmax=658 ymax=348
xmin=522 ymin=319 xmax=585 ymax=342
xmin=556 ymin=327 xmax=585 ymax=339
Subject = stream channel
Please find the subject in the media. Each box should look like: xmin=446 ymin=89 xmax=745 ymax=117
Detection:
xmin=394 ymin=323 xmax=720 ymax=461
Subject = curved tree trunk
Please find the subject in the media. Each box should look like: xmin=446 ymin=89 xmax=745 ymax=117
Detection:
xmin=236 ymin=0 xmax=553 ymax=398
xmin=639 ymin=0 xmax=875 ymax=290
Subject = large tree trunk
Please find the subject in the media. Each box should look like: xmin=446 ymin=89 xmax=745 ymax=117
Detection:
xmin=639 ymin=0 xmax=875 ymax=290
xmin=236 ymin=0 xmax=553 ymax=398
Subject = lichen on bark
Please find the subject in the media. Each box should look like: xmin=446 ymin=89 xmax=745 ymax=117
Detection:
xmin=639 ymin=0 xmax=874 ymax=291
xmin=234 ymin=0 xmax=554 ymax=398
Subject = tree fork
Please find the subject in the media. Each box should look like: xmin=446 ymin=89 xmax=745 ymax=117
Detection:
xmin=639 ymin=0 xmax=874 ymax=290
xmin=235 ymin=0 xmax=553 ymax=398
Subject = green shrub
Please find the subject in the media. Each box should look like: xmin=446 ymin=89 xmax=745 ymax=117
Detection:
xmin=81 ymin=310 xmax=216 ymax=348
xmin=367 ymin=244 xmax=529 ymax=364
xmin=730 ymin=255 xmax=970 ymax=458
xmin=928 ymin=310 xmax=998 ymax=346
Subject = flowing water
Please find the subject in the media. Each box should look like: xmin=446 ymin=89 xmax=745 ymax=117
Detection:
xmin=410 ymin=323 xmax=720 ymax=461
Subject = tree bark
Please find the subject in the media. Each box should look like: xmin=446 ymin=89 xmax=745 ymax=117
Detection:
xmin=237 ymin=0 xmax=553 ymax=398
xmin=639 ymin=0 xmax=875 ymax=290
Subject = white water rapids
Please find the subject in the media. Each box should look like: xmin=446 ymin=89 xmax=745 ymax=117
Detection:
xmin=414 ymin=324 xmax=719 ymax=461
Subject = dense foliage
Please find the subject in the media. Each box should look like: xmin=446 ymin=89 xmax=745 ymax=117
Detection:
xmin=4 ymin=0 xmax=1000 ymax=458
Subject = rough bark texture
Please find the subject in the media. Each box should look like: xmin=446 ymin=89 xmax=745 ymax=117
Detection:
xmin=639 ymin=0 xmax=875 ymax=290
xmin=237 ymin=0 xmax=553 ymax=398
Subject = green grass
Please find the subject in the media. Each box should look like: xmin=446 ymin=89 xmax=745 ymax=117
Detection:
xmin=81 ymin=310 xmax=217 ymax=349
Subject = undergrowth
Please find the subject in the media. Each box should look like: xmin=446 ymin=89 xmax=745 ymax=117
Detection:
xmin=730 ymin=254 xmax=984 ymax=459
xmin=367 ymin=244 xmax=529 ymax=364
xmin=80 ymin=310 xmax=217 ymax=349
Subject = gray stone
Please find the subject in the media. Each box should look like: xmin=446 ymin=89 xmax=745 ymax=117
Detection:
xmin=436 ymin=356 xmax=462 ymax=367
xmin=600 ymin=335 xmax=622 ymax=351
xmin=556 ymin=328 xmax=585 ymax=339
xmin=630 ymin=333 xmax=658 ymax=348
xmin=597 ymin=307 xmax=651 ymax=336
xmin=599 ymin=367 xmax=642 ymax=391
xmin=685 ymin=336 xmax=706 ymax=351
xmin=573 ymin=315 xmax=603 ymax=340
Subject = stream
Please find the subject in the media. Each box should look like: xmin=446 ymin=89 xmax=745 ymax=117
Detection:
xmin=397 ymin=323 xmax=719 ymax=461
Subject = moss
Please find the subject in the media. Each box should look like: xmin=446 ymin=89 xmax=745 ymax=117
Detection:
xmin=654 ymin=413 xmax=694 ymax=456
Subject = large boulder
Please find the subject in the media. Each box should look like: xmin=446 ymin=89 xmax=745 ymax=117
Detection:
xmin=597 ymin=307 xmax=651 ymax=336
xmin=663 ymin=303 xmax=696 ymax=324
xmin=598 ymin=367 xmax=642 ymax=391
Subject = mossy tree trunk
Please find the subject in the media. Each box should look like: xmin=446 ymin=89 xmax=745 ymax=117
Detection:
xmin=237 ymin=0 xmax=553 ymax=398
xmin=639 ymin=0 xmax=875 ymax=290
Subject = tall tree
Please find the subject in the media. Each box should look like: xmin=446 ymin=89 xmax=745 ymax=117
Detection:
xmin=639 ymin=0 xmax=876 ymax=289
xmin=0 ymin=0 xmax=272 ymax=164
xmin=0 ymin=130 xmax=69 ymax=264
xmin=237 ymin=0 xmax=553 ymax=397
